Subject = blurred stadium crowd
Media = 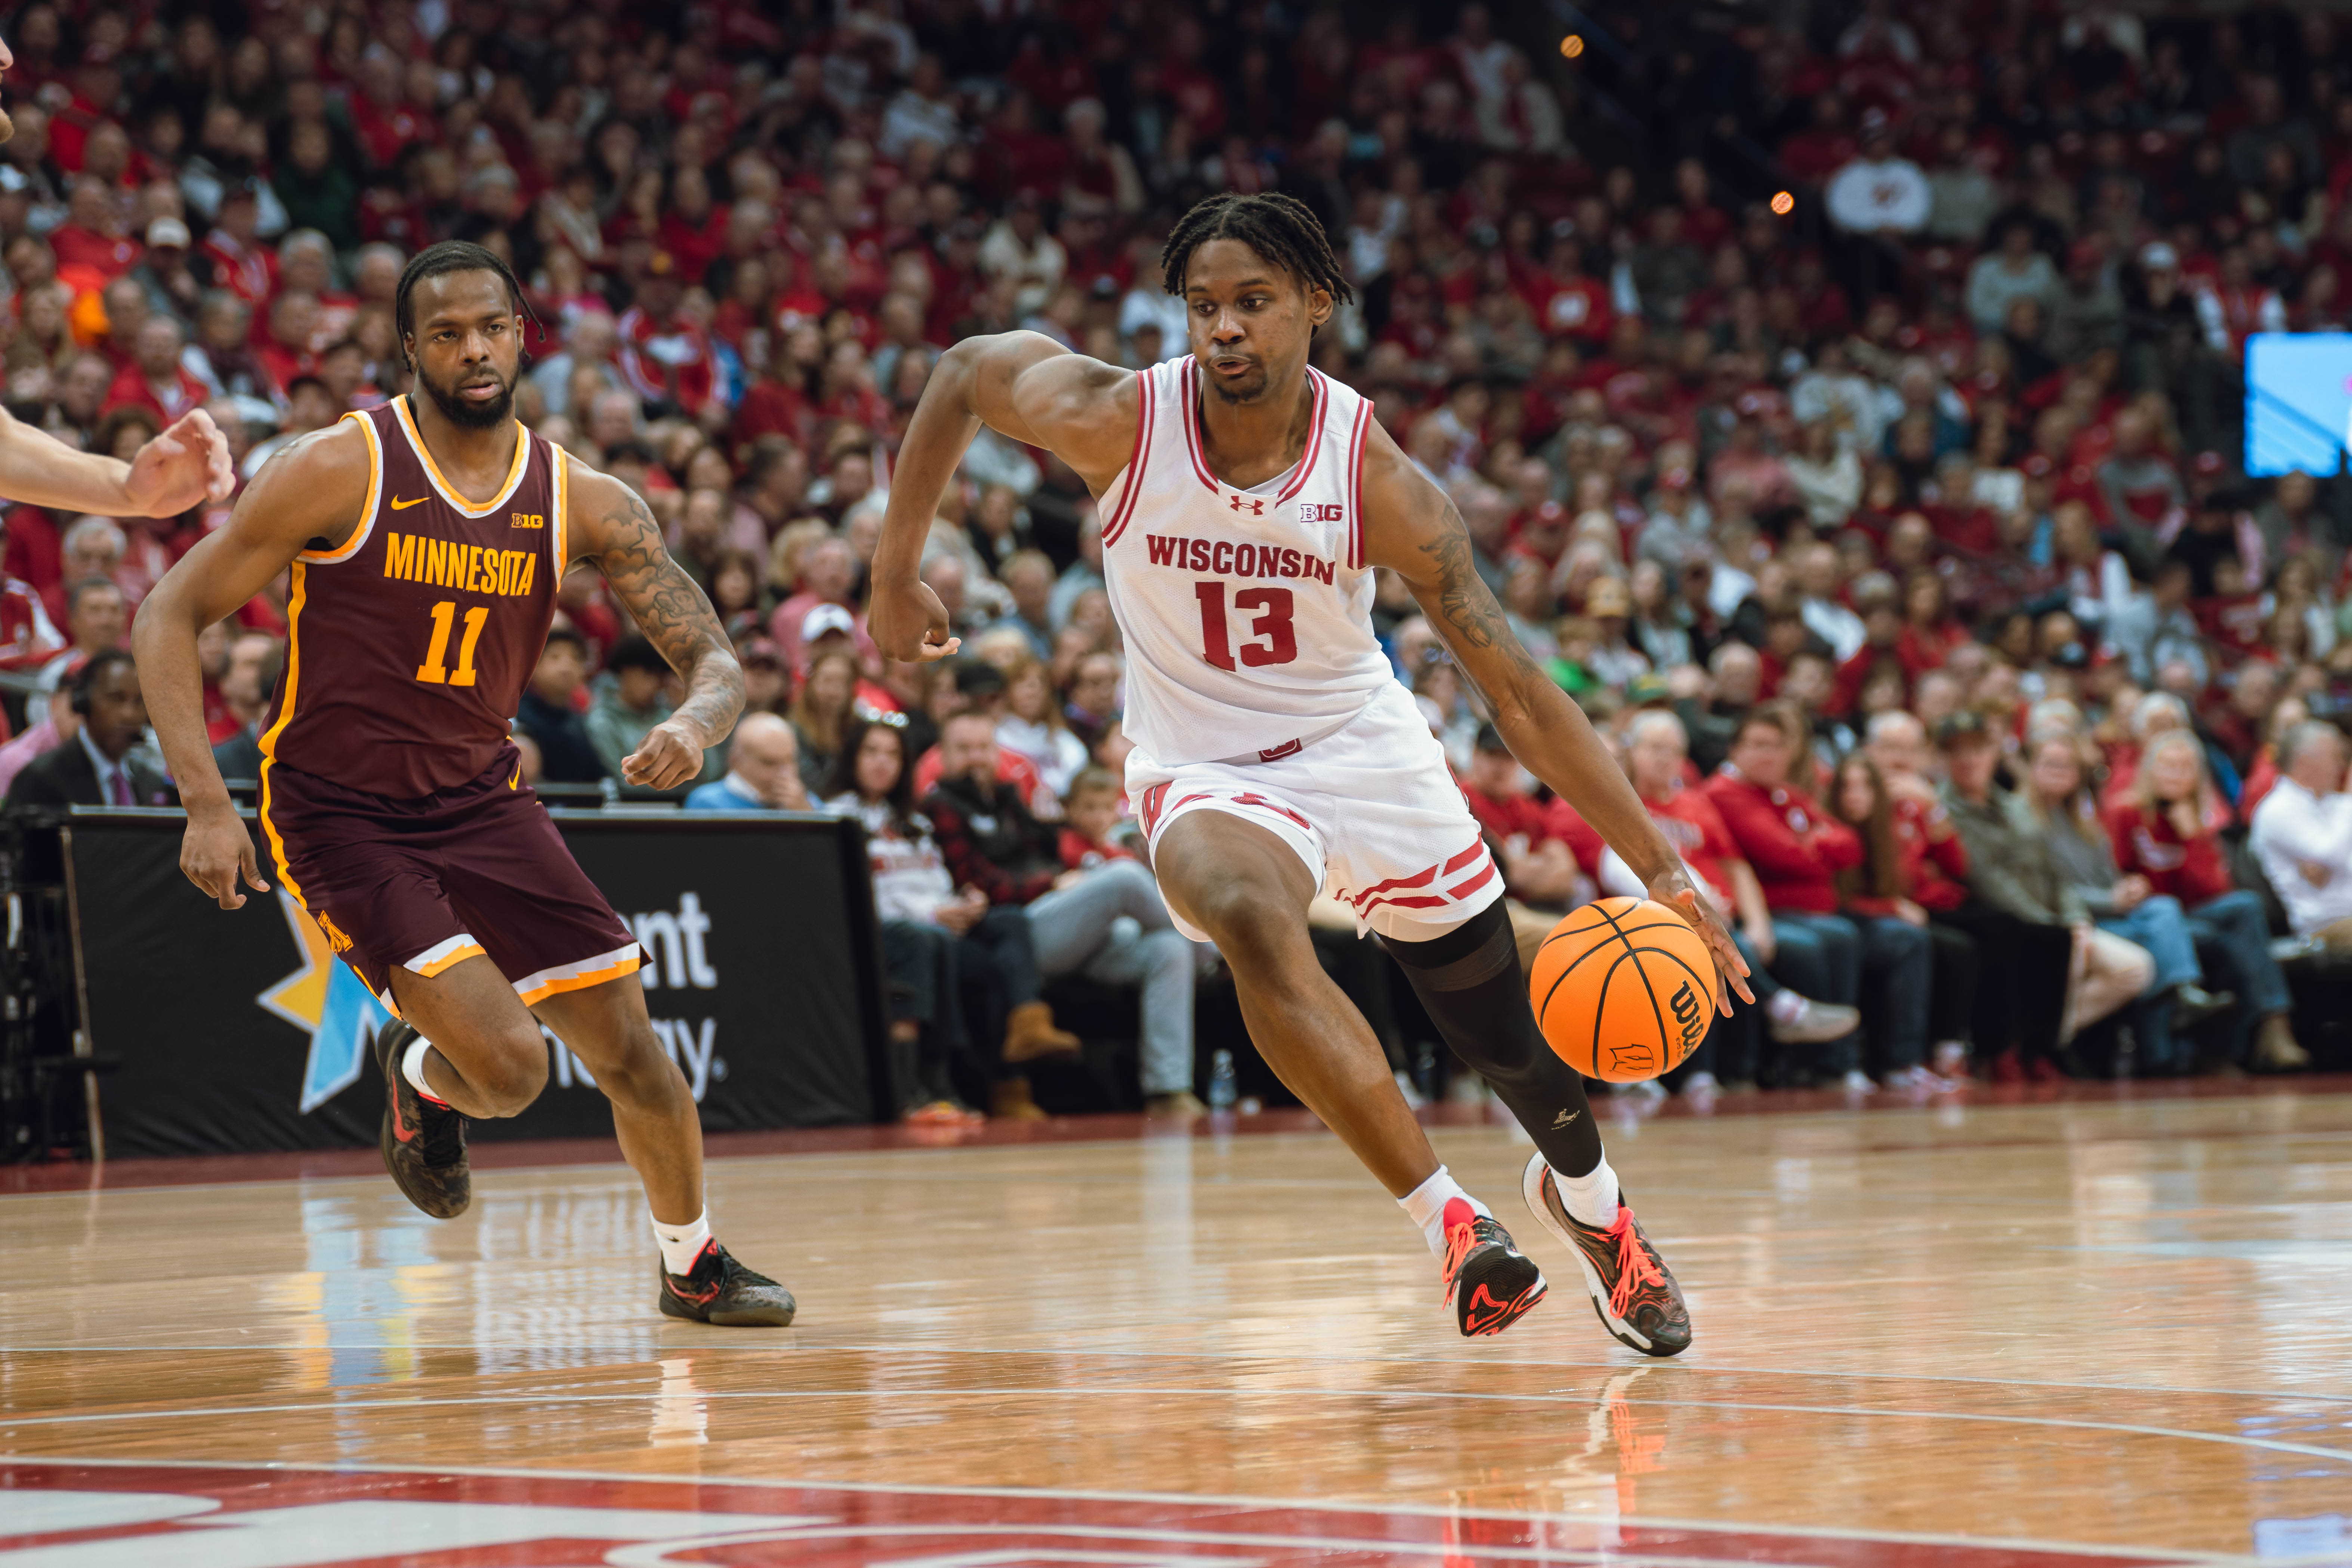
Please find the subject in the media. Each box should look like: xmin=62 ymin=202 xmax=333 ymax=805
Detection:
xmin=9 ymin=0 xmax=2352 ymax=1120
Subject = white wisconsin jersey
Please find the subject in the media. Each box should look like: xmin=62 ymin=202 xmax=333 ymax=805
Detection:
xmin=1099 ymin=356 xmax=1395 ymax=766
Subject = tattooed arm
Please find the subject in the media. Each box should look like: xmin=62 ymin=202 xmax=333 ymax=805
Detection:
xmin=1359 ymin=425 xmax=1751 ymax=1009
xmin=568 ymin=460 xmax=745 ymax=789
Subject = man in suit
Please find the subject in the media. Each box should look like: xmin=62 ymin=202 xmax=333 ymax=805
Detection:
xmin=5 ymin=649 xmax=173 ymax=810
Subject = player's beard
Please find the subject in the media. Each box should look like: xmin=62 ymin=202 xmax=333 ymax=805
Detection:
xmin=419 ymin=362 xmax=515 ymax=429
xmin=1203 ymin=354 xmax=1270 ymax=404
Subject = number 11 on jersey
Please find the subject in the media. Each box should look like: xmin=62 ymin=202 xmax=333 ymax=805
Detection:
xmin=416 ymin=600 xmax=490 ymax=686
xmin=1194 ymin=581 xmax=1297 ymax=671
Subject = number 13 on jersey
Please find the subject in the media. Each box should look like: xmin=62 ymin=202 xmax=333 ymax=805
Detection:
xmin=1195 ymin=581 xmax=1296 ymax=671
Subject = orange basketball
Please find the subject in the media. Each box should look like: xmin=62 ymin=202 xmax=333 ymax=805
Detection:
xmin=1529 ymin=896 xmax=1717 ymax=1083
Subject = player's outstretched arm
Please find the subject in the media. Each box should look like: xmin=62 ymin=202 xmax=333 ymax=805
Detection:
xmin=568 ymin=460 xmax=743 ymax=790
xmin=0 ymin=401 xmax=234 ymax=518
xmin=131 ymin=424 xmax=370 ymax=909
xmin=1360 ymin=427 xmax=1753 ymax=1012
xmin=870 ymin=331 xmax=1138 ymax=662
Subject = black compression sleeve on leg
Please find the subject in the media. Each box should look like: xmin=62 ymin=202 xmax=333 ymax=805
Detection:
xmin=1382 ymin=901 xmax=1605 ymax=1178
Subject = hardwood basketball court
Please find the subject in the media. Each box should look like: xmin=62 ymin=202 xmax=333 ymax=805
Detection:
xmin=3 ymin=1081 xmax=2349 ymax=1565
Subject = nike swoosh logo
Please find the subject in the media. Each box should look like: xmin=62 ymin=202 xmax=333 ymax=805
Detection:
xmin=390 ymin=495 xmax=425 ymax=510
xmin=390 ymin=1092 xmax=418 ymax=1144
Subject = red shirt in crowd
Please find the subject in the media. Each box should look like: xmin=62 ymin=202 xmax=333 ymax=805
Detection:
xmin=1057 ymin=827 xmax=1137 ymax=872
xmin=1702 ymin=766 xmax=1859 ymax=914
xmin=2103 ymin=801 xmax=2235 ymax=906
xmin=104 ymin=361 xmax=210 ymax=425
xmin=1846 ymin=795 xmax=1970 ymax=917
xmin=1640 ymin=781 xmax=1743 ymax=908
xmin=1463 ymin=785 xmax=1605 ymax=878
xmin=0 ymin=579 xmax=64 ymax=673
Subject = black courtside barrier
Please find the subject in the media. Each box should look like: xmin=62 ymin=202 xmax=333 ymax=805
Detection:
xmin=54 ymin=808 xmax=890 ymax=1158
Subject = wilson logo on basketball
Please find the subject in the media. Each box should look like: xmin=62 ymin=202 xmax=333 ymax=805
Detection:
xmin=1670 ymin=980 xmax=1705 ymax=1049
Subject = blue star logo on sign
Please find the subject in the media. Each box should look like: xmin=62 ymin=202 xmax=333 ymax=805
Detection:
xmin=255 ymin=890 xmax=391 ymax=1113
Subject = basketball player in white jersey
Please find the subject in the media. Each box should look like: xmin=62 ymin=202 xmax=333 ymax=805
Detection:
xmin=873 ymin=193 xmax=1749 ymax=1352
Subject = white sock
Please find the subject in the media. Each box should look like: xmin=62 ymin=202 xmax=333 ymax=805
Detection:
xmin=1765 ymin=990 xmax=1804 ymax=1025
xmin=652 ymin=1208 xmax=713 ymax=1276
xmin=401 ymin=1035 xmax=449 ymax=1105
xmin=1398 ymin=1166 xmax=1488 ymax=1256
xmin=1556 ymin=1157 xmax=1620 ymax=1229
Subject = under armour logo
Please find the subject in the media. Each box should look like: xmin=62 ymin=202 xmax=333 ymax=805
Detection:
xmin=1552 ymin=1108 xmax=1583 ymax=1128
xmin=1228 ymin=494 xmax=1265 ymax=515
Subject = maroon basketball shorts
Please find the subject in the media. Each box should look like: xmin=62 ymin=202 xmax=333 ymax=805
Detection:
xmin=259 ymin=746 xmax=641 ymax=1010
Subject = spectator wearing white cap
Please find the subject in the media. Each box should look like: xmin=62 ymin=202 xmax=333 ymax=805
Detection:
xmin=127 ymin=216 xmax=202 ymax=327
xmin=2250 ymin=722 xmax=2352 ymax=949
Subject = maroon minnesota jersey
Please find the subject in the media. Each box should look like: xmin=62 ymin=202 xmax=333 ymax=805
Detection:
xmin=257 ymin=398 xmax=570 ymax=798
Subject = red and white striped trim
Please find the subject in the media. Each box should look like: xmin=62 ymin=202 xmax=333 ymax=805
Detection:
xmin=1341 ymin=837 xmax=1495 ymax=919
xmin=1179 ymin=359 xmax=1220 ymax=496
xmin=1098 ymin=367 xmax=1156 ymax=548
xmin=1341 ymin=395 xmax=1373 ymax=571
xmin=1269 ymin=369 xmax=1328 ymax=504
xmin=1176 ymin=359 xmax=1329 ymax=506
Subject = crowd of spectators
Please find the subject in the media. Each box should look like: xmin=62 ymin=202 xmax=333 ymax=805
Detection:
xmin=10 ymin=0 xmax=2352 ymax=1119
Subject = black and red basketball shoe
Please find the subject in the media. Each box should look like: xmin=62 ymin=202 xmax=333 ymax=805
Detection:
xmin=1440 ymin=1196 xmax=1547 ymax=1337
xmin=1522 ymin=1154 xmax=1691 ymax=1357
xmin=374 ymin=1019 xmax=470 ymax=1219
xmin=658 ymin=1241 xmax=798 ymax=1327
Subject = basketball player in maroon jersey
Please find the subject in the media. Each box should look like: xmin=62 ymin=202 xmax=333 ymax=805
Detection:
xmin=133 ymin=243 xmax=793 ymax=1326
xmin=874 ymin=195 xmax=1750 ymax=1353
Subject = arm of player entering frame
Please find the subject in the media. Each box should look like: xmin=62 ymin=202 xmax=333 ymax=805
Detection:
xmin=1358 ymin=425 xmax=1753 ymax=1011
xmin=568 ymin=461 xmax=744 ymax=791
xmin=131 ymin=425 xmax=370 ymax=909
xmin=870 ymin=331 xmax=1138 ymax=663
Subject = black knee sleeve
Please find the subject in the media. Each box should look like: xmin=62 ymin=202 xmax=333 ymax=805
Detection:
xmin=1384 ymin=901 xmax=1604 ymax=1176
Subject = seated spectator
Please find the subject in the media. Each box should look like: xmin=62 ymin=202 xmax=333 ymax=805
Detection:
xmin=587 ymin=637 xmax=721 ymax=791
xmin=2106 ymin=561 xmax=2209 ymax=689
xmin=5 ymin=651 xmax=172 ymax=811
xmin=998 ymin=653 xmax=1089 ymax=801
xmin=825 ymin=715 xmax=1077 ymax=1123
xmin=1460 ymin=724 xmax=1597 ymax=911
xmin=1940 ymin=710 xmax=2151 ymax=1080
xmin=911 ymin=658 xmax=1053 ymax=812
xmin=1826 ymin=753 xmax=1969 ymax=1088
xmin=2251 ymin=722 xmax=2352 ymax=954
xmin=1058 ymin=768 xmax=1139 ymax=871
xmin=925 ymin=711 xmax=1202 ymax=1115
xmin=1611 ymin=709 xmax=1858 ymax=1093
xmin=515 ymin=629 xmax=606 ymax=785
xmin=2021 ymin=732 xmax=2234 ymax=1077
xmin=0 ymin=692 xmax=71 ymax=798
xmin=32 ymin=577 xmax=129 ymax=728
xmin=684 ymin=713 xmax=810 ymax=812
xmin=208 ymin=631 xmax=281 ymax=782
xmin=789 ymin=646 xmax=860 ymax=802
xmin=2105 ymin=729 xmax=2306 ymax=1071
xmin=1704 ymin=704 xmax=1925 ymax=1092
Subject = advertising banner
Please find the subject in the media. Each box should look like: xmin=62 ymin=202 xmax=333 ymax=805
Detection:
xmin=65 ymin=810 xmax=887 ymax=1158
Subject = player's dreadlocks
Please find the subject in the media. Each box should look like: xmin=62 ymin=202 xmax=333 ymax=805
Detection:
xmin=393 ymin=240 xmax=540 ymax=370
xmin=1160 ymin=192 xmax=1355 ymax=307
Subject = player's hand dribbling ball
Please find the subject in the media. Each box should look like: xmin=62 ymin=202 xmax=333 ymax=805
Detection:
xmin=1530 ymin=897 xmax=1718 ymax=1083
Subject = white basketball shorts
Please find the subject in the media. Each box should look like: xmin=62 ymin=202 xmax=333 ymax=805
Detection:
xmin=1127 ymin=680 xmax=1503 ymax=943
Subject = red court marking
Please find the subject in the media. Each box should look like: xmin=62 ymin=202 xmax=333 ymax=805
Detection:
xmin=7 ymin=1077 xmax=2351 ymax=1195
xmin=0 ymin=1460 xmax=2208 ymax=1568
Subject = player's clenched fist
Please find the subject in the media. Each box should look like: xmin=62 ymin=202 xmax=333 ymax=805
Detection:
xmin=868 ymin=578 xmax=961 ymax=663
xmin=623 ymin=719 xmax=705 ymax=790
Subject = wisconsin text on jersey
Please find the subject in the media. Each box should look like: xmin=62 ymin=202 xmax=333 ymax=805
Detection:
xmin=1140 ymin=534 xmax=1340 ymax=584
